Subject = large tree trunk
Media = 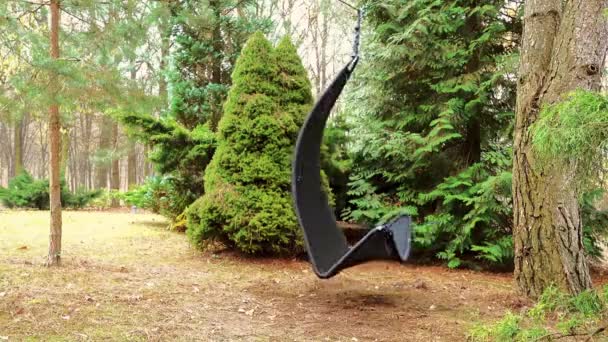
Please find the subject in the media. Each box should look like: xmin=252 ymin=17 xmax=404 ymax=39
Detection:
xmin=513 ymin=0 xmax=608 ymax=298
xmin=47 ymin=0 xmax=62 ymax=267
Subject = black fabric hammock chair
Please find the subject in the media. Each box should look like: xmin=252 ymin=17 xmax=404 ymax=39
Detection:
xmin=291 ymin=8 xmax=412 ymax=279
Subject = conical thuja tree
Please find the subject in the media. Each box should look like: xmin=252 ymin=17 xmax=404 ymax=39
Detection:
xmin=186 ymin=33 xmax=314 ymax=254
xmin=274 ymin=36 xmax=335 ymax=207
xmin=274 ymin=36 xmax=313 ymax=121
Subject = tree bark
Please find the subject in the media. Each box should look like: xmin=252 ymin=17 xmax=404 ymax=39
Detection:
xmin=513 ymin=0 xmax=608 ymax=298
xmin=127 ymin=141 xmax=137 ymax=188
xmin=38 ymin=121 xmax=48 ymax=179
xmin=110 ymin=122 xmax=120 ymax=206
xmin=60 ymin=129 xmax=69 ymax=175
xmin=80 ymin=113 xmax=92 ymax=190
xmin=47 ymin=0 xmax=62 ymax=267
xmin=13 ymin=114 xmax=25 ymax=176
xmin=143 ymin=144 xmax=152 ymax=179
xmin=96 ymin=115 xmax=113 ymax=189
xmin=210 ymin=0 xmax=224 ymax=131
xmin=158 ymin=2 xmax=171 ymax=109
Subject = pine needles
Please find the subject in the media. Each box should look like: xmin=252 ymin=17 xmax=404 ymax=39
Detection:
xmin=531 ymin=90 xmax=608 ymax=192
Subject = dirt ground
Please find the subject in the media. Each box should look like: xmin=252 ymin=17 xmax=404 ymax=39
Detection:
xmin=0 ymin=211 xmax=533 ymax=341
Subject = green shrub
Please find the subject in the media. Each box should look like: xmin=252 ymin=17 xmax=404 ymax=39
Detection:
xmin=88 ymin=189 xmax=122 ymax=209
xmin=343 ymin=0 xmax=520 ymax=269
xmin=122 ymin=175 xmax=193 ymax=220
xmin=469 ymin=286 xmax=608 ymax=341
xmin=0 ymin=171 xmax=100 ymax=210
xmin=493 ymin=312 xmax=521 ymax=341
xmin=186 ymin=33 xmax=315 ymax=255
xmin=580 ymin=189 xmax=608 ymax=259
xmin=123 ymin=176 xmax=165 ymax=212
xmin=64 ymin=188 xmax=103 ymax=209
xmin=322 ymin=113 xmax=353 ymax=217
xmin=0 ymin=172 xmax=49 ymax=209
xmin=116 ymin=112 xmax=217 ymax=220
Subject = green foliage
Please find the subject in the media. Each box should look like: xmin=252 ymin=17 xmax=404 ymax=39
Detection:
xmin=0 ymin=171 xmax=101 ymax=210
xmin=122 ymin=175 xmax=192 ymax=219
xmin=117 ymin=110 xmax=216 ymax=219
xmin=118 ymin=1 xmax=267 ymax=222
xmin=532 ymin=90 xmax=608 ymax=191
xmin=122 ymin=176 xmax=165 ymax=212
xmin=493 ymin=312 xmax=521 ymax=341
xmin=88 ymin=189 xmax=123 ymax=209
xmin=580 ymin=189 xmax=608 ymax=259
xmin=186 ymin=33 xmax=312 ymax=255
xmin=0 ymin=172 xmax=49 ymax=209
xmin=344 ymin=0 xmax=521 ymax=267
xmin=531 ymin=90 xmax=608 ymax=259
xmin=168 ymin=0 xmax=271 ymax=129
xmin=322 ymin=113 xmax=354 ymax=216
xmin=65 ymin=188 xmax=104 ymax=210
xmin=470 ymin=286 xmax=608 ymax=341
xmin=527 ymin=285 xmax=569 ymax=321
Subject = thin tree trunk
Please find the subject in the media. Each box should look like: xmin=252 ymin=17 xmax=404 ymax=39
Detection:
xmin=210 ymin=0 xmax=223 ymax=131
xmin=60 ymin=129 xmax=69 ymax=175
xmin=513 ymin=0 xmax=608 ymax=298
xmin=127 ymin=66 xmax=138 ymax=188
xmin=14 ymin=115 xmax=24 ymax=175
xmin=79 ymin=113 xmax=90 ymax=189
xmin=127 ymin=142 xmax=137 ymax=188
xmin=38 ymin=121 xmax=48 ymax=179
xmin=143 ymin=144 xmax=152 ymax=178
xmin=85 ymin=115 xmax=92 ymax=189
xmin=0 ymin=123 xmax=11 ymax=180
xmin=96 ymin=115 xmax=113 ymax=189
xmin=7 ymin=126 xmax=14 ymax=179
xmin=320 ymin=6 xmax=328 ymax=91
xmin=110 ymin=122 xmax=120 ymax=206
xmin=159 ymin=3 xmax=170 ymax=109
xmin=47 ymin=0 xmax=62 ymax=267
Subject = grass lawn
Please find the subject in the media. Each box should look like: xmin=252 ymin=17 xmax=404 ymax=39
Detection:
xmin=0 ymin=210 xmax=519 ymax=341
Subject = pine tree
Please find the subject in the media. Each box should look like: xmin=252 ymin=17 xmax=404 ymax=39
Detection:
xmin=512 ymin=0 xmax=607 ymax=298
xmin=47 ymin=0 xmax=62 ymax=266
xmin=186 ymin=33 xmax=313 ymax=254
xmin=169 ymin=0 xmax=268 ymax=130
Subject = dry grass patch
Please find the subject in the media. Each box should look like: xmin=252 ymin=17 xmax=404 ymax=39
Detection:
xmin=0 ymin=210 xmax=517 ymax=341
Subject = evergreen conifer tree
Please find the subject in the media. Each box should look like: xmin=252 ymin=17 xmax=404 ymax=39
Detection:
xmin=186 ymin=33 xmax=313 ymax=254
xmin=118 ymin=1 xmax=267 ymax=220
xmin=345 ymin=0 xmax=521 ymax=267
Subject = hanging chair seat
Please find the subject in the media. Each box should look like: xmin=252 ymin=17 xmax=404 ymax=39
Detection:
xmin=291 ymin=16 xmax=412 ymax=278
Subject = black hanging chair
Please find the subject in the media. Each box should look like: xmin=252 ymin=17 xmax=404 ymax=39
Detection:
xmin=291 ymin=8 xmax=412 ymax=279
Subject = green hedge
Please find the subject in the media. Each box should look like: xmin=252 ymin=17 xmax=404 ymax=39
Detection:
xmin=0 ymin=171 xmax=101 ymax=210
